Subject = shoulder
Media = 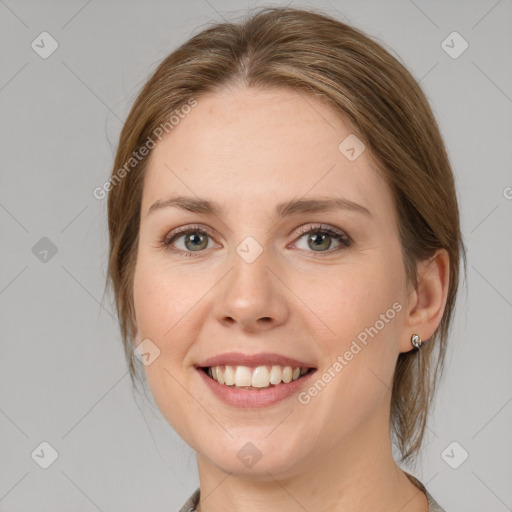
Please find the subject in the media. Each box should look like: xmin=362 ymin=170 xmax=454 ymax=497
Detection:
xmin=425 ymin=489 xmax=447 ymax=512
xmin=404 ymin=471 xmax=447 ymax=512
xmin=178 ymin=488 xmax=200 ymax=512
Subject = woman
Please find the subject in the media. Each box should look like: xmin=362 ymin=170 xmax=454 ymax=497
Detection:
xmin=106 ymin=6 xmax=466 ymax=511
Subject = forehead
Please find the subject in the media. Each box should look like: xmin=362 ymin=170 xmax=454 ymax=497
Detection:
xmin=142 ymin=87 xmax=394 ymax=221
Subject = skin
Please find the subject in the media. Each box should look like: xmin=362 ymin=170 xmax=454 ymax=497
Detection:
xmin=132 ymin=86 xmax=450 ymax=512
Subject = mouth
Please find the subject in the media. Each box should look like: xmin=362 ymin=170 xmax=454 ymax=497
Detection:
xmin=199 ymin=364 xmax=316 ymax=391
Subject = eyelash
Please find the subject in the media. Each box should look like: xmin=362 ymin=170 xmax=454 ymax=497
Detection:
xmin=160 ymin=223 xmax=352 ymax=258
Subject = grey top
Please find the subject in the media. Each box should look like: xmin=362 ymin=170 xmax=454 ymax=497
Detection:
xmin=178 ymin=473 xmax=446 ymax=511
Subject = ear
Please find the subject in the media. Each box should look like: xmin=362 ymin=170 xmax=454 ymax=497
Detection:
xmin=399 ymin=249 xmax=450 ymax=353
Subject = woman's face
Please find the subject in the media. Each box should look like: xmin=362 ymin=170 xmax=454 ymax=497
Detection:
xmin=133 ymin=86 xmax=413 ymax=478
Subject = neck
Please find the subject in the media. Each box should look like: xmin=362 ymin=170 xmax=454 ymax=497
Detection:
xmin=194 ymin=409 xmax=428 ymax=512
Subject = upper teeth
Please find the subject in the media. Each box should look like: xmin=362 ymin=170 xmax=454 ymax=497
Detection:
xmin=207 ymin=365 xmax=310 ymax=388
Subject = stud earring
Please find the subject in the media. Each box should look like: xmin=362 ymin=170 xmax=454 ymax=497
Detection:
xmin=411 ymin=334 xmax=423 ymax=350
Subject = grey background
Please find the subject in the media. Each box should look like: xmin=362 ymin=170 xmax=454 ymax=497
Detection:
xmin=1 ymin=0 xmax=511 ymax=510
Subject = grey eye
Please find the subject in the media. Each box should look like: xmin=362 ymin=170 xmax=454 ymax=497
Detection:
xmin=295 ymin=231 xmax=343 ymax=252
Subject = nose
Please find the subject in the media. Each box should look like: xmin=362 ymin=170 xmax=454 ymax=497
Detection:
xmin=212 ymin=246 xmax=289 ymax=333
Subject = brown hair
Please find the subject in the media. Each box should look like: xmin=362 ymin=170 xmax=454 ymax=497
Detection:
xmin=106 ymin=6 xmax=466 ymax=464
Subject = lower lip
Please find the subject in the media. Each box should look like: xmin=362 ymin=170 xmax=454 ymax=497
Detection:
xmin=196 ymin=368 xmax=317 ymax=408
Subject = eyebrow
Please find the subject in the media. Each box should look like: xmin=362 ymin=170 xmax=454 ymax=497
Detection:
xmin=147 ymin=195 xmax=372 ymax=219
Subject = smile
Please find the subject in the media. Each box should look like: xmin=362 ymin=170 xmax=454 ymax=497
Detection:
xmin=203 ymin=364 xmax=313 ymax=390
xmin=197 ymin=365 xmax=317 ymax=408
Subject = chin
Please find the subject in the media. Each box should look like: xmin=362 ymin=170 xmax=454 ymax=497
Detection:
xmin=196 ymin=432 xmax=310 ymax=478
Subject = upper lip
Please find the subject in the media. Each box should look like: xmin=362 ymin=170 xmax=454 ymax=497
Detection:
xmin=196 ymin=352 xmax=316 ymax=369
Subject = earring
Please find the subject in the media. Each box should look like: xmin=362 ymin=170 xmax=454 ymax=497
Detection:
xmin=411 ymin=334 xmax=423 ymax=350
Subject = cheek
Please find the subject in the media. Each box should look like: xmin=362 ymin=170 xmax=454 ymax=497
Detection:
xmin=296 ymin=263 xmax=405 ymax=444
xmin=132 ymin=254 xmax=211 ymax=377
xmin=132 ymin=260 xmax=199 ymax=440
xmin=309 ymin=259 xmax=403 ymax=341
xmin=311 ymin=251 xmax=405 ymax=384
xmin=133 ymin=254 xmax=200 ymax=341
